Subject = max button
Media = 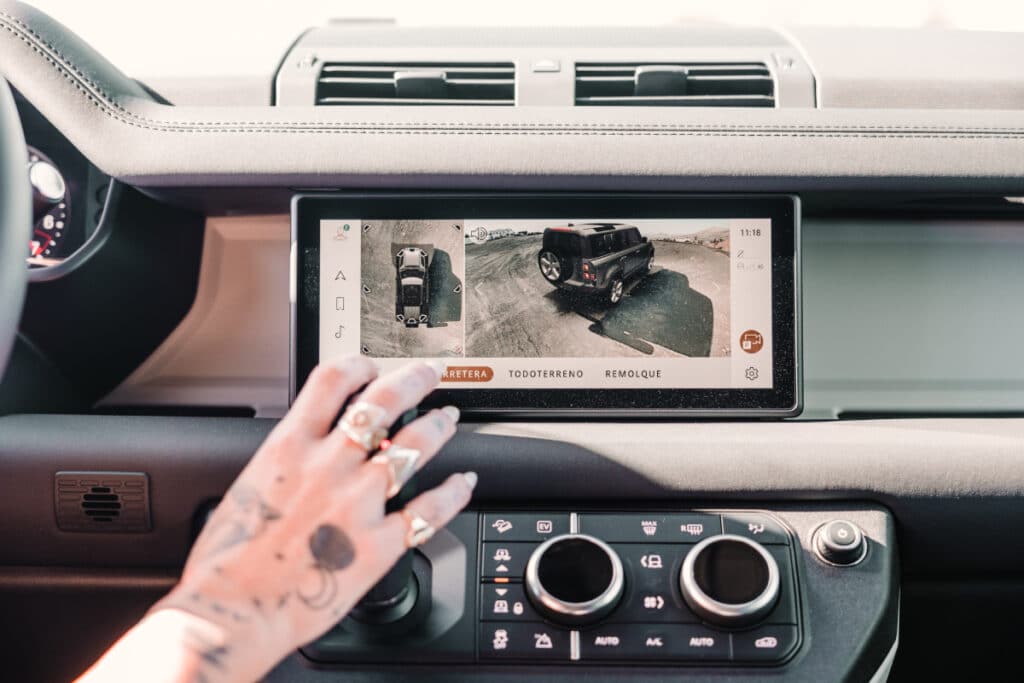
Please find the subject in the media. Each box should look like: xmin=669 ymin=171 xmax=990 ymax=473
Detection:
xmin=441 ymin=366 xmax=494 ymax=382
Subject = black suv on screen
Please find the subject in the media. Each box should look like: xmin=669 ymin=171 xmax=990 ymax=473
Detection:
xmin=395 ymin=247 xmax=430 ymax=327
xmin=537 ymin=223 xmax=654 ymax=304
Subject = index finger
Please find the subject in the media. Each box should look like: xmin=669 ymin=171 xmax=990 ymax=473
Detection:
xmin=327 ymin=360 xmax=446 ymax=449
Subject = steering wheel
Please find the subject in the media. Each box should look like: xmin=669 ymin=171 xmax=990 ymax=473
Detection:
xmin=0 ymin=77 xmax=30 ymax=375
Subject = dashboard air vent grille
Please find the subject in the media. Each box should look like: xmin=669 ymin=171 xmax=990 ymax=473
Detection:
xmin=575 ymin=62 xmax=774 ymax=107
xmin=317 ymin=62 xmax=515 ymax=105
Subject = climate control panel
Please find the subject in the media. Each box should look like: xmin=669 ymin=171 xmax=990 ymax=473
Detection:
xmin=302 ymin=506 xmax=893 ymax=677
xmin=478 ymin=511 xmax=800 ymax=665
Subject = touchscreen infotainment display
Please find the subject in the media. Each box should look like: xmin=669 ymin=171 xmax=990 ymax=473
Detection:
xmin=293 ymin=195 xmax=799 ymax=417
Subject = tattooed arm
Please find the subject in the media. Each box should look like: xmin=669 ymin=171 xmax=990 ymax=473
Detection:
xmin=75 ymin=357 xmax=475 ymax=683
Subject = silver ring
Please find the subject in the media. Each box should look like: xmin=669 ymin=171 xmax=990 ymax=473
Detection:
xmin=679 ymin=534 xmax=780 ymax=626
xmin=524 ymin=534 xmax=624 ymax=623
xmin=370 ymin=443 xmax=423 ymax=497
xmin=401 ymin=509 xmax=435 ymax=548
xmin=338 ymin=401 xmax=390 ymax=452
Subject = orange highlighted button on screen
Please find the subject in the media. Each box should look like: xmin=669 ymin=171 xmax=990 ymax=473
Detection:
xmin=442 ymin=366 xmax=495 ymax=383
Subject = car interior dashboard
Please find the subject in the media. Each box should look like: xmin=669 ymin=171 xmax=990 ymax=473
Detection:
xmin=1 ymin=1 xmax=1024 ymax=681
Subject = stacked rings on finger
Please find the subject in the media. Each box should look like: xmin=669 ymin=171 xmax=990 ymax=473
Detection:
xmin=401 ymin=509 xmax=436 ymax=548
xmin=370 ymin=442 xmax=424 ymax=497
xmin=338 ymin=401 xmax=390 ymax=452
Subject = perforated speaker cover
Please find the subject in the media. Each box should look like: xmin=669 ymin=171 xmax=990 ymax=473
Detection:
xmin=54 ymin=471 xmax=151 ymax=533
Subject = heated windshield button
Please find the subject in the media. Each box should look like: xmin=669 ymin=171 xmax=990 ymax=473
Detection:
xmin=580 ymin=513 xmax=720 ymax=543
xmin=482 ymin=542 xmax=536 ymax=580
xmin=733 ymin=625 xmax=799 ymax=662
xmin=479 ymin=623 xmax=570 ymax=661
xmin=483 ymin=513 xmax=570 ymax=542
xmin=722 ymin=513 xmax=790 ymax=544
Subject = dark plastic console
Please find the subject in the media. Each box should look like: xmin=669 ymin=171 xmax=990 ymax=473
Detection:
xmin=301 ymin=506 xmax=897 ymax=681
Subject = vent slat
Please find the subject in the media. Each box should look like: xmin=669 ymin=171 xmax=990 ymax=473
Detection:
xmin=317 ymin=62 xmax=515 ymax=106
xmin=575 ymin=62 xmax=774 ymax=107
xmin=317 ymin=97 xmax=514 ymax=106
xmin=576 ymin=95 xmax=775 ymax=107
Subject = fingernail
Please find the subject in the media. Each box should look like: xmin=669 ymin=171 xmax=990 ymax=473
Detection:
xmin=463 ymin=471 xmax=478 ymax=489
xmin=442 ymin=405 xmax=461 ymax=423
xmin=425 ymin=360 xmax=446 ymax=380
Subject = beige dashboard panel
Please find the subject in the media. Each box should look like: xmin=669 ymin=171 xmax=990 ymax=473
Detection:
xmin=100 ymin=215 xmax=290 ymax=417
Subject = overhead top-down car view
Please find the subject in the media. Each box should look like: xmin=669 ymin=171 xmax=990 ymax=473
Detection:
xmin=396 ymin=247 xmax=430 ymax=326
xmin=2 ymin=0 xmax=1024 ymax=681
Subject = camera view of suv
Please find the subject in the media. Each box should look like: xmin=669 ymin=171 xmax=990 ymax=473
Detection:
xmin=537 ymin=223 xmax=655 ymax=304
xmin=395 ymin=247 xmax=430 ymax=327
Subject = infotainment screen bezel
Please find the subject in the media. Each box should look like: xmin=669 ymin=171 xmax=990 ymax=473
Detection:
xmin=292 ymin=193 xmax=801 ymax=418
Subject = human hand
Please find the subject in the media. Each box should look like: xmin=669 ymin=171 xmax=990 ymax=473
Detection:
xmin=145 ymin=356 xmax=474 ymax=682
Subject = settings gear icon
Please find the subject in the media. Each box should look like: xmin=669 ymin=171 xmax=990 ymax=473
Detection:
xmin=744 ymin=366 xmax=760 ymax=381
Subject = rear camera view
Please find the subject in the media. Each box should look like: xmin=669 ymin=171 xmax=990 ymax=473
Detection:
xmin=466 ymin=220 xmax=730 ymax=358
xmin=359 ymin=220 xmax=465 ymax=358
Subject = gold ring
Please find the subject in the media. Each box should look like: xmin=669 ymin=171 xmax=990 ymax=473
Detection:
xmin=338 ymin=401 xmax=390 ymax=452
xmin=370 ymin=443 xmax=423 ymax=497
xmin=401 ymin=509 xmax=436 ymax=548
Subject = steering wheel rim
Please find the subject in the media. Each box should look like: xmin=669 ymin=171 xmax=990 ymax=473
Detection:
xmin=0 ymin=77 xmax=29 ymax=376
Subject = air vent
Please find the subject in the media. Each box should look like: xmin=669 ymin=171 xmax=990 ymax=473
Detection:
xmin=316 ymin=63 xmax=515 ymax=105
xmin=575 ymin=62 xmax=774 ymax=107
xmin=55 ymin=471 xmax=151 ymax=533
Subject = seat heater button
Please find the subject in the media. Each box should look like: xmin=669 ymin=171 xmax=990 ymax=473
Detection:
xmin=480 ymin=583 xmax=540 ymax=621
xmin=479 ymin=622 xmax=570 ymax=660
xmin=482 ymin=542 xmax=536 ymax=579
xmin=732 ymin=625 xmax=799 ymax=662
xmin=722 ymin=513 xmax=790 ymax=544
xmin=580 ymin=513 xmax=720 ymax=543
xmin=483 ymin=513 xmax=570 ymax=542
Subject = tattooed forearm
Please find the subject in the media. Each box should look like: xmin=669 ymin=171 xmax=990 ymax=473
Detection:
xmin=201 ymin=487 xmax=282 ymax=559
xmin=297 ymin=524 xmax=356 ymax=611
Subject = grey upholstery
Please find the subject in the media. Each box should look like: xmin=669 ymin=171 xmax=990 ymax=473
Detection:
xmin=2 ymin=2 xmax=1024 ymax=191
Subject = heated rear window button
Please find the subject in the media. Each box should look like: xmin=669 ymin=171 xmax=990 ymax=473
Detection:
xmin=580 ymin=624 xmax=730 ymax=661
xmin=482 ymin=542 xmax=536 ymax=580
xmin=733 ymin=625 xmax=799 ymax=662
xmin=482 ymin=513 xmax=570 ymax=542
xmin=722 ymin=513 xmax=790 ymax=544
xmin=480 ymin=583 xmax=540 ymax=621
xmin=580 ymin=513 xmax=721 ymax=543
xmin=479 ymin=622 xmax=571 ymax=661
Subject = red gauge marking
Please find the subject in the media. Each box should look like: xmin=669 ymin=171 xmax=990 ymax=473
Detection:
xmin=30 ymin=230 xmax=53 ymax=257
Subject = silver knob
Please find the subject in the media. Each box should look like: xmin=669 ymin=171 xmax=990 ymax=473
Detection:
xmin=525 ymin=534 xmax=624 ymax=626
xmin=679 ymin=534 xmax=780 ymax=628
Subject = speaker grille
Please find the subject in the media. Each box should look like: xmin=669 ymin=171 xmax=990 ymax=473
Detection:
xmin=55 ymin=471 xmax=151 ymax=533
